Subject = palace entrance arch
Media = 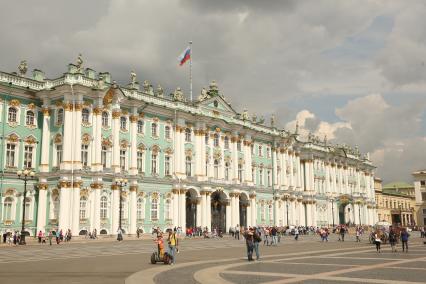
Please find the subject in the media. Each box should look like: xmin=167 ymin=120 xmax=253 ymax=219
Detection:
xmin=239 ymin=193 xmax=249 ymax=228
xmin=211 ymin=191 xmax=227 ymax=232
xmin=185 ymin=189 xmax=198 ymax=229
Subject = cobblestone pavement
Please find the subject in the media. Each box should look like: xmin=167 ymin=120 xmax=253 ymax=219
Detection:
xmin=0 ymin=234 xmax=424 ymax=284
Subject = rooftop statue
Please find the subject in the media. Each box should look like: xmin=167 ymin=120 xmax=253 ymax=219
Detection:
xmin=209 ymin=80 xmax=218 ymax=91
xmin=98 ymin=74 xmax=105 ymax=90
xmin=323 ymin=134 xmax=327 ymax=145
xmin=295 ymin=121 xmax=299 ymax=135
xmin=130 ymin=71 xmax=137 ymax=87
xmin=76 ymin=53 xmax=83 ymax=72
xmin=198 ymin=87 xmax=209 ymax=101
xmin=308 ymin=131 xmax=313 ymax=142
xmin=173 ymin=87 xmax=186 ymax=102
xmin=270 ymin=114 xmax=276 ymax=127
xmin=241 ymin=109 xmax=249 ymax=120
xmin=207 ymin=80 xmax=219 ymax=97
xmin=252 ymin=114 xmax=257 ymax=123
xmin=156 ymin=84 xmax=164 ymax=97
xmin=18 ymin=60 xmax=28 ymax=76
xmin=143 ymin=80 xmax=150 ymax=93
xmin=258 ymin=116 xmax=265 ymax=124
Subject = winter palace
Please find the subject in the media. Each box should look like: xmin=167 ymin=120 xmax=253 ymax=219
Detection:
xmin=0 ymin=58 xmax=377 ymax=236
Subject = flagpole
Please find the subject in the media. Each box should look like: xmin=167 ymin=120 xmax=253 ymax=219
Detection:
xmin=189 ymin=40 xmax=193 ymax=101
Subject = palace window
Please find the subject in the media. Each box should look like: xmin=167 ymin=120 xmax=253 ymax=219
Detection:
xmin=101 ymin=146 xmax=108 ymax=168
xmin=102 ymin=111 xmax=109 ymax=127
xmin=165 ymin=126 xmax=171 ymax=139
xmin=267 ymin=170 xmax=271 ymax=187
xmin=164 ymin=199 xmax=171 ymax=220
xmin=186 ymin=156 xmax=192 ymax=176
xmin=151 ymin=198 xmax=158 ymax=220
xmin=137 ymin=151 xmax=144 ymax=173
xmin=224 ymin=136 xmax=229 ymax=149
xmin=185 ymin=128 xmax=192 ymax=142
xmin=164 ymin=155 xmax=171 ymax=176
xmin=120 ymin=117 xmax=127 ymax=130
xmin=214 ymin=159 xmax=219 ymax=179
xmin=238 ymin=164 xmax=243 ymax=182
xmin=137 ymin=198 xmax=144 ymax=220
xmin=205 ymin=133 xmax=209 ymax=145
xmin=258 ymin=145 xmax=263 ymax=156
xmin=8 ymin=107 xmax=17 ymax=123
xmin=261 ymin=204 xmax=265 ymax=221
xmin=214 ymin=134 xmax=219 ymax=147
xmin=25 ymin=199 xmax=32 ymax=220
xmin=81 ymin=144 xmax=89 ymax=167
xmin=24 ymin=145 xmax=34 ymax=169
xmin=225 ymin=162 xmax=230 ymax=181
xmin=26 ymin=110 xmax=35 ymax=126
xmin=100 ymin=196 xmax=108 ymax=219
xmin=151 ymin=153 xmax=158 ymax=175
xmin=6 ymin=143 xmax=16 ymax=168
xmin=137 ymin=120 xmax=144 ymax=134
xmin=3 ymin=197 xmax=13 ymax=220
xmin=79 ymin=197 xmax=87 ymax=219
xmin=237 ymin=141 xmax=242 ymax=152
xmin=56 ymin=144 xmax=63 ymax=166
xmin=82 ymin=108 xmax=90 ymax=123
xmin=266 ymin=147 xmax=271 ymax=158
xmin=56 ymin=108 xmax=64 ymax=125
xmin=120 ymin=149 xmax=126 ymax=170
xmin=259 ymin=168 xmax=264 ymax=185
xmin=151 ymin=123 xmax=158 ymax=137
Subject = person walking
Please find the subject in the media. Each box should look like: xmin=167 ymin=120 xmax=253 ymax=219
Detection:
xmin=401 ymin=228 xmax=410 ymax=253
xmin=117 ymin=228 xmax=123 ymax=241
xmin=340 ymin=226 xmax=346 ymax=242
xmin=374 ymin=232 xmax=382 ymax=253
xmin=167 ymin=229 xmax=178 ymax=265
xmin=271 ymin=227 xmax=277 ymax=246
xmin=389 ymin=229 xmax=397 ymax=252
xmin=56 ymin=230 xmax=60 ymax=244
xmin=38 ymin=230 xmax=43 ymax=244
xmin=355 ymin=228 xmax=361 ymax=242
xmin=244 ymin=228 xmax=255 ymax=261
xmin=253 ymin=227 xmax=261 ymax=260
xmin=235 ymin=224 xmax=240 ymax=240
xmin=48 ymin=231 xmax=53 ymax=246
xmin=294 ymin=227 xmax=299 ymax=241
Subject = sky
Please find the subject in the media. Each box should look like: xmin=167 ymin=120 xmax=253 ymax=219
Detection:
xmin=0 ymin=0 xmax=425 ymax=183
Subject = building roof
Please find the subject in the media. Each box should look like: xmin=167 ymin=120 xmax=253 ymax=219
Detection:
xmin=382 ymin=181 xmax=413 ymax=189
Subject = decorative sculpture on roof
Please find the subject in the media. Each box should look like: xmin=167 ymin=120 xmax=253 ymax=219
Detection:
xmin=143 ymin=80 xmax=150 ymax=92
xmin=308 ymin=131 xmax=313 ymax=142
xmin=252 ymin=114 xmax=257 ymax=123
xmin=198 ymin=87 xmax=209 ymax=101
xmin=156 ymin=84 xmax=164 ymax=97
xmin=258 ymin=116 xmax=265 ymax=124
xmin=270 ymin=114 xmax=276 ymax=127
xmin=172 ymin=87 xmax=186 ymax=102
xmin=76 ymin=54 xmax=83 ymax=72
xmin=323 ymin=134 xmax=327 ymax=145
xmin=295 ymin=121 xmax=299 ymax=135
xmin=207 ymin=80 xmax=219 ymax=97
xmin=18 ymin=60 xmax=28 ymax=76
xmin=241 ymin=109 xmax=249 ymax=120
xmin=130 ymin=71 xmax=137 ymax=88
xmin=98 ymin=74 xmax=105 ymax=90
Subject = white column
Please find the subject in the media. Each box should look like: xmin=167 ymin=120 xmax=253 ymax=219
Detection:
xmin=226 ymin=200 xmax=231 ymax=232
xmin=306 ymin=202 xmax=312 ymax=226
xmin=73 ymin=103 xmax=83 ymax=170
xmin=273 ymin=197 xmax=279 ymax=226
xmin=62 ymin=103 xmax=73 ymax=170
xmin=194 ymin=128 xmax=203 ymax=177
xmin=296 ymin=154 xmax=301 ymax=189
xmin=289 ymin=154 xmax=294 ymax=187
xmin=58 ymin=181 xmax=70 ymax=231
xmin=173 ymin=190 xmax=179 ymax=227
xmin=71 ymin=182 xmax=81 ymax=234
xmin=200 ymin=192 xmax=206 ymax=228
xmin=312 ymin=202 xmax=317 ymax=226
xmin=111 ymin=109 xmax=121 ymax=173
xmin=235 ymin=194 xmax=240 ymax=226
xmin=196 ymin=199 xmax=202 ymax=227
xmin=272 ymin=148 xmax=278 ymax=187
xmin=93 ymin=106 xmax=103 ymax=172
xmin=129 ymin=185 xmax=137 ymax=234
xmin=180 ymin=191 xmax=186 ymax=229
xmin=244 ymin=136 xmax=252 ymax=183
xmin=129 ymin=112 xmax=138 ymax=175
xmin=36 ymin=184 xmax=48 ymax=232
xmin=250 ymin=195 xmax=257 ymax=226
xmin=112 ymin=185 xmax=120 ymax=232
xmin=232 ymin=136 xmax=239 ymax=182
xmin=39 ymin=106 xmax=51 ymax=172
xmin=282 ymin=151 xmax=288 ymax=188
xmin=206 ymin=192 xmax=212 ymax=231
xmin=230 ymin=194 xmax=235 ymax=226
xmin=93 ymin=184 xmax=101 ymax=232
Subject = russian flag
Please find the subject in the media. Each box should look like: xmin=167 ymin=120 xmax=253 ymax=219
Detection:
xmin=178 ymin=46 xmax=191 ymax=66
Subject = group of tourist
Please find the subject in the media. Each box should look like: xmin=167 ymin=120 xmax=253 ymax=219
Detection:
xmin=153 ymin=227 xmax=179 ymax=265
xmin=373 ymin=227 xmax=411 ymax=253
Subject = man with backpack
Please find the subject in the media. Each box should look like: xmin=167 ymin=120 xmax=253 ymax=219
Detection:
xmin=253 ymin=227 xmax=262 ymax=260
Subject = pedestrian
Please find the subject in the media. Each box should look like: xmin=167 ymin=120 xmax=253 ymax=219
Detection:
xmin=235 ymin=224 xmax=240 ymax=240
xmin=56 ymin=230 xmax=60 ymax=244
xmin=38 ymin=230 xmax=43 ymax=243
xmin=253 ymin=227 xmax=261 ymax=260
xmin=48 ymin=231 xmax=53 ymax=246
xmin=389 ymin=229 xmax=397 ymax=252
xmin=340 ymin=226 xmax=346 ymax=242
xmin=356 ymin=228 xmax=361 ymax=242
xmin=271 ymin=227 xmax=277 ymax=246
xmin=117 ymin=228 xmax=123 ymax=241
xmin=167 ymin=229 xmax=178 ymax=265
xmin=244 ymin=228 xmax=255 ymax=261
xmin=374 ymin=232 xmax=381 ymax=253
xmin=294 ymin=227 xmax=299 ymax=241
xmin=401 ymin=228 xmax=410 ymax=253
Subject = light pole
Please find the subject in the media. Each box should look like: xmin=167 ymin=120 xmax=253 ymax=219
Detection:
xmin=17 ymin=169 xmax=35 ymax=245
xmin=115 ymin=178 xmax=127 ymax=239
xmin=331 ymin=198 xmax=335 ymax=227
xmin=358 ymin=202 xmax=361 ymax=226
xmin=283 ymin=194 xmax=290 ymax=226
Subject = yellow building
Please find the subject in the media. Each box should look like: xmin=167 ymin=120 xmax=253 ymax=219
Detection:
xmin=413 ymin=170 xmax=426 ymax=227
xmin=374 ymin=178 xmax=415 ymax=226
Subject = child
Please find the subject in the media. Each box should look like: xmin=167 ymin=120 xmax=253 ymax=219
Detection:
xmin=155 ymin=234 xmax=165 ymax=258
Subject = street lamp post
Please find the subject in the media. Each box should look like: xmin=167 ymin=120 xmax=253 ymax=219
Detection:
xmin=115 ymin=178 xmax=128 ymax=240
xmin=358 ymin=203 xmax=361 ymax=226
xmin=331 ymin=198 xmax=335 ymax=227
xmin=17 ymin=169 xmax=35 ymax=245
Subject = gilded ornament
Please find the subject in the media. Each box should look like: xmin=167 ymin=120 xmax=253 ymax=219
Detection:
xmin=129 ymin=115 xmax=138 ymax=123
xmin=120 ymin=140 xmax=129 ymax=149
xmin=54 ymin=134 xmax=62 ymax=144
xmin=93 ymin=107 xmax=102 ymax=115
xmin=38 ymin=183 xmax=48 ymax=190
xmin=9 ymin=99 xmax=20 ymax=107
xmin=112 ymin=110 xmax=121 ymax=119
xmin=7 ymin=133 xmax=19 ymax=143
xmin=24 ymin=136 xmax=36 ymax=144
xmin=27 ymin=103 xmax=35 ymax=110
xmin=82 ymin=133 xmax=91 ymax=145
xmin=129 ymin=185 xmax=138 ymax=192
xmin=42 ymin=108 xmax=50 ymax=116
xmin=74 ymin=103 xmax=83 ymax=111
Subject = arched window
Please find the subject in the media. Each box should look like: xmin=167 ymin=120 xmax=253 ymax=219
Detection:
xmin=268 ymin=204 xmax=273 ymax=222
xmin=164 ymin=199 xmax=171 ymax=220
xmin=82 ymin=108 xmax=90 ymax=123
xmin=26 ymin=110 xmax=35 ymax=125
xmin=165 ymin=126 xmax=171 ymax=139
xmin=151 ymin=153 xmax=158 ymax=174
xmin=8 ymin=107 xmax=17 ymax=123
xmin=137 ymin=198 xmax=144 ymax=220
xmin=185 ymin=128 xmax=191 ymax=142
xmin=185 ymin=156 xmax=192 ymax=176
xmin=102 ymin=111 xmax=109 ymax=127
xmin=56 ymin=144 xmax=63 ymax=166
xmin=214 ymin=159 xmax=219 ymax=179
xmin=267 ymin=170 xmax=271 ymax=186
xmin=238 ymin=164 xmax=243 ymax=182
xmin=213 ymin=134 xmax=219 ymax=147
xmin=205 ymin=133 xmax=209 ymax=145
xmin=81 ymin=144 xmax=89 ymax=167
xmin=120 ymin=116 xmax=127 ymax=130
xmin=151 ymin=123 xmax=158 ymax=137
xmin=6 ymin=142 xmax=17 ymax=168
xmin=137 ymin=120 xmax=144 ymax=134
xmin=24 ymin=197 xmax=32 ymax=220
xmin=56 ymin=108 xmax=64 ymax=125
xmin=224 ymin=136 xmax=229 ymax=149
xmin=151 ymin=198 xmax=158 ymax=220
xmin=3 ymin=197 xmax=13 ymax=220
xmin=100 ymin=196 xmax=108 ymax=219
xmin=101 ymin=146 xmax=108 ymax=168
xmin=24 ymin=144 xmax=34 ymax=169
xmin=225 ymin=162 xmax=230 ymax=181
xmin=164 ymin=155 xmax=171 ymax=176
xmin=79 ymin=197 xmax=87 ymax=219
xmin=258 ymin=145 xmax=263 ymax=156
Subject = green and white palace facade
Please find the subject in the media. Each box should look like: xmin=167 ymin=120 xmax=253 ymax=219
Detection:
xmin=0 ymin=60 xmax=377 ymax=236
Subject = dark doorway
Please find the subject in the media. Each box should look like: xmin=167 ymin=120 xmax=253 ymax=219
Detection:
xmin=239 ymin=194 xmax=249 ymax=228
xmin=339 ymin=203 xmax=346 ymax=225
xmin=186 ymin=190 xmax=197 ymax=229
xmin=211 ymin=191 xmax=226 ymax=232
